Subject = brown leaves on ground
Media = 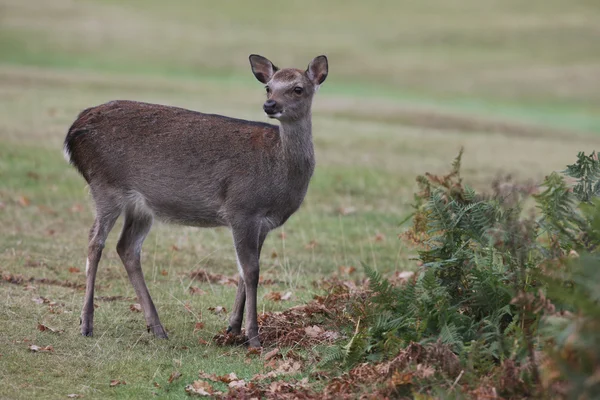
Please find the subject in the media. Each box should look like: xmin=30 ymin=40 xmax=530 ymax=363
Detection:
xmin=189 ymin=286 xmax=206 ymax=296
xmin=167 ymin=371 xmax=182 ymax=384
xmin=208 ymin=306 xmax=227 ymax=315
xmin=189 ymin=269 xmax=238 ymax=286
xmin=29 ymin=344 xmax=54 ymax=353
xmin=1 ymin=272 xmax=86 ymax=290
xmin=109 ymin=379 xmax=126 ymax=387
xmin=264 ymin=291 xmax=292 ymax=302
xmin=37 ymin=323 xmax=62 ymax=334
xmin=129 ymin=303 xmax=142 ymax=312
xmin=185 ymin=380 xmax=216 ymax=396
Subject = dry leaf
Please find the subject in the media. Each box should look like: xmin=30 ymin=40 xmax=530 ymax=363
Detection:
xmin=263 ymin=348 xmax=280 ymax=361
xmin=66 ymin=394 xmax=82 ymax=398
xmin=37 ymin=323 xmax=61 ymax=334
xmin=185 ymin=380 xmax=214 ymax=396
xmin=171 ymin=245 xmax=180 ymax=251
xmin=29 ymin=344 xmax=54 ymax=352
xmin=390 ymin=371 xmax=413 ymax=387
xmin=271 ymin=250 xmax=278 ymax=259
xmin=208 ymin=306 xmax=226 ymax=315
xmin=304 ymin=325 xmax=323 ymax=338
xmin=18 ymin=196 xmax=31 ymax=207
xmin=129 ymin=304 xmax=142 ymax=312
xmin=246 ymin=347 xmax=261 ymax=357
xmin=32 ymin=297 xmax=47 ymax=304
xmin=198 ymin=338 xmax=209 ymax=345
xmin=193 ymin=322 xmax=205 ymax=333
xmin=305 ymin=240 xmax=318 ymax=250
xmin=337 ymin=206 xmax=356 ymax=216
xmin=109 ymin=379 xmax=126 ymax=387
xmin=68 ymin=267 xmax=80 ymax=274
xmin=189 ymin=287 xmax=206 ymax=296
xmin=278 ymin=232 xmax=286 ymax=239
xmin=374 ymin=233 xmax=386 ymax=242
xmin=160 ymin=269 xmax=168 ymax=276
xmin=280 ymin=291 xmax=292 ymax=301
xmin=338 ymin=266 xmax=356 ymax=275
xmin=265 ymin=291 xmax=282 ymax=301
xmin=228 ymin=379 xmax=246 ymax=389
xmin=167 ymin=371 xmax=182 ymax=384
xmin=153 ymin=382 xmax=161 ymax=388
xmin=23 ymin=285 xmax=36 ymax=291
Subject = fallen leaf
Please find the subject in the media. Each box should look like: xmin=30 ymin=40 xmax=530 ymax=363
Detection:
xmin=68 ymin=267 xmax=80 ymax=274
xmin=37 ymin=323 xmax=61 ymax=334
xmin=153 ymin=382 xmax=161 ymax=388
xmin=198 ymin=338 xmax=209 ymax=345
xmin=271 ymin=250 xmax=278 ymax=259
xmin=305 ymin=325 xmax=324 ymax=338
xmin=189 ymin=287 xmax=206 ymax=296
xmin=263 ymin=348 xmax=280 ymax=361
xmin=246 ymin=347 xmax=261 ymax=357
xmin=374 ymin=233 xmax=386 ymax=242
xmin=338 ymin=265 xmax=356 ymax=275
xmin=185 ymin=380 xmax=214 ymax=396
xmin=265 ymin=291 xmax=282 ymax=301
xmin=167 ymin=371 xmax=182 ymax=384
xmin=278 ymin=232 xmax=286 ymax=239
xmin=130 ymin=304 xmax=142 ymax=312
xmin=171 ymin=245 xmax=180 ymax=251
xmin=32 ymin=297 xmax=49 ymax=304
xmin=228 ymin=379 xmax=246 ymax=388
xmin=23 ymin=284 xmax=36 ymax=291
xmin=337 ymin=206 xmax=356 ymax=216
xmin=160 ymin=269 xmax=168 ymax=276
xmin=109 ymin=379 xmax=126 ymax=387
xmin=18 ymin=196 xmax=31 ymax=207
xmin=29 ymin=344 xmax=53 ymax=352
xmin=66 ymin=394 xmax=82 ymax=398
xmin=280 ymin=291 xmax=292 ymax=301
xmin=193 ymin=322 xmax=205 ymax=333
xmin=390 ymin=371 xmax=413 ymax=387
xmin=305 ymin=240 xmax=318 ymax=250
xmin=208 ymin=306 xmax=226 ymax=315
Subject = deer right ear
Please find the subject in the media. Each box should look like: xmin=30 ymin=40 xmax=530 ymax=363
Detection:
xmin=249 ymin=55 xmax=278 ymax=84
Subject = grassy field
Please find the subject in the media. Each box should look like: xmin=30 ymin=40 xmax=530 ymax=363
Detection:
xmin=1 ymin=0 xmax=599 ymax=398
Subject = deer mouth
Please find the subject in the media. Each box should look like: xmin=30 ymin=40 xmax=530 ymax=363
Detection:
xmin=265 ymin=110 xmax=282 ymax=119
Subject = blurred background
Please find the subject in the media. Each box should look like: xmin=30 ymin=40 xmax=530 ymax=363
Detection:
xmin=2 ymin=0 xmax=600 ymax=265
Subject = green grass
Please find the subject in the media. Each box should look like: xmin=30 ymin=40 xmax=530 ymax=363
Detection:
xmin=1 ymin=0 xmax=600 ymax=398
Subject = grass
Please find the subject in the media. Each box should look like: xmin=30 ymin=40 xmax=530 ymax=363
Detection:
xmin=1 ymin=0 xmax=600 ymax=398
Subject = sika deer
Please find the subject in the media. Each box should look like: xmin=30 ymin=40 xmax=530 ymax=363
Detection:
xmin=64 ymin=55 xmax=328 ymax=348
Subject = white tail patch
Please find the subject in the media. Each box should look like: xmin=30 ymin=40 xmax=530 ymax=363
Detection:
xmin=63 ymin=145 xmax=72 ymax=163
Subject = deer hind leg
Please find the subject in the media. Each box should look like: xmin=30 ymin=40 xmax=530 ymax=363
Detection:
xmin=116 ymin=204 xmax=167 ymax=338
xmin=81 ymin=200 xmax=121 ymax=336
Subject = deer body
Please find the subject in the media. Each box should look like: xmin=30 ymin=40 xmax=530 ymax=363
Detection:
xmin=65 ymin=55 xmax=328 ymax=347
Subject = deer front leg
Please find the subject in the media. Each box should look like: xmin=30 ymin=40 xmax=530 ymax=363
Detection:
xmin=228 ymin=229 xmax=267 ymax=336
xmin=231 ymin=221 xmax=264 ymax=348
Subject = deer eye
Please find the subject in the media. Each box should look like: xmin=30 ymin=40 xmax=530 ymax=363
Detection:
xmin=293 ymin=86 xmax=303 ymax=95
xmin=265 ymin=86 xmax=271 ymax=95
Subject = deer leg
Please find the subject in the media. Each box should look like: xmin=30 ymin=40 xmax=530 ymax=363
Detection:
xmin=227 ymin=229 xmax=267 ymax=335
xmin=81 ymin=207 xmax=120 ymax=336
xmin=117 ymin=208 xmax=167 ymax=338
xmin=231 ymin=221 xmax=266 ymax=348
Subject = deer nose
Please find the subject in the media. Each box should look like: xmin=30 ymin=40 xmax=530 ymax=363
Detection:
xmin=263 ymin=100 xmax=278 ymax=113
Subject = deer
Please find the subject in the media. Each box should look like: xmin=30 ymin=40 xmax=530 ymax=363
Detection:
xmin=63 ymin=55 xmax=328 ymax=348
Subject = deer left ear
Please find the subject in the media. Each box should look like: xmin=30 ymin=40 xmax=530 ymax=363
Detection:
xmin=306 ymin=55 xmax=328 ymax=85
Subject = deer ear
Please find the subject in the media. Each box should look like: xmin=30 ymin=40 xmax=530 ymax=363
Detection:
xmin=306 ymin=55 xmax=328 ymax=85
xmin=249 ymin=54 xmax=278 ymax=84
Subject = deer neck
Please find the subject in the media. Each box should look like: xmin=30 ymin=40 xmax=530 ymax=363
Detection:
xmin=278 ymin=115 xmax=314 ymax=166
